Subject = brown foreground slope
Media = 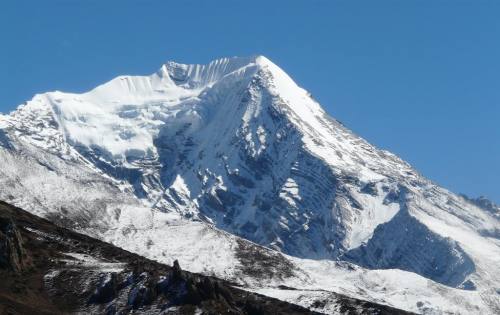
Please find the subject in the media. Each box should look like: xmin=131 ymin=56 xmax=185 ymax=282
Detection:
xmin=0 ymin=200 xmax=412 ymax=315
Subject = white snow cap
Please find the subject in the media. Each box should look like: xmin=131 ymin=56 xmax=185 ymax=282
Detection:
xmin=7 ymin=56 xmax=292 ymax=162
xmin=159 ymin=55 xmax=261 ymax=86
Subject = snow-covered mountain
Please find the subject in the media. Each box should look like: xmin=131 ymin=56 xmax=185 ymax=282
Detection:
xmin=0 ymin=56 xmax=498 ymax=314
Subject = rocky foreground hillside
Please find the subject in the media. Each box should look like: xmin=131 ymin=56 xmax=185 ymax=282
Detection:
xmin=0 ymin=200 xmax=412 ymax=314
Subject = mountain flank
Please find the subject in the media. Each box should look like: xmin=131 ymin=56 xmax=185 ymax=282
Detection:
xmin=0 ymin=200 xmax=412 ymax=315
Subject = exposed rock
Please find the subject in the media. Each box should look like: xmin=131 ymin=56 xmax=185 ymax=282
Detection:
xmin=0 ymin=201 xmax=329 ymax=315
xmin=0 ymin=216 xmax=31 ymax=272
xmin=461 ymin=194 xmax=500 ymax=218
xmin=344 ymin=209 xmax=475 ymax=288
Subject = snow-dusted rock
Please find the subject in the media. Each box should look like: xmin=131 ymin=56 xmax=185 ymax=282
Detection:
xmin=0 ymin=55 xmax=499 ymax=314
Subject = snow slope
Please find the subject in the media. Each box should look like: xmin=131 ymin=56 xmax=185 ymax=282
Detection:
xmin=0 ymin=55 xmax=499 ymax=314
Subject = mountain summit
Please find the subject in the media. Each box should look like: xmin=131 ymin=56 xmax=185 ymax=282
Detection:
xmin=0 ymin=56 xmax=498 ymax=314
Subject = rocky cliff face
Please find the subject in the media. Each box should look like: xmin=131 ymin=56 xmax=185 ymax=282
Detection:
xmin=0 ymin=217 xmax=31 ymax=272
xmin=344 ymin=207 xmax=475 ymax=288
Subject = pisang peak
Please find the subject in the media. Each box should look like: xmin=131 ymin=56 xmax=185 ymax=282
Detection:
xmin=0 ymin=55 xmax=498 ymax=314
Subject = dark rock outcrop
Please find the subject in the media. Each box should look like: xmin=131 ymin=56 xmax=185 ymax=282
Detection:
xmin=344 ymin=209 xmax=475 ymax=288
xmin=0 ymin=216 xmax=31 ymax=272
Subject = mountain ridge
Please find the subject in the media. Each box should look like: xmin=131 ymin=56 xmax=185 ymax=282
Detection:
xmin=0 ymin=56 xmax=499 ymax=314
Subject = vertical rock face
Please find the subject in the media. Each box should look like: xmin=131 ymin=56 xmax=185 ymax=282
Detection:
xmin=0 ymin=216 xmax=30 ymax=272
xmin=344 ymin=209 xmax=476 ymax=288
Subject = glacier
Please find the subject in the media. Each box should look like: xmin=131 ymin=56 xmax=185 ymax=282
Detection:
xmin=0 ymin=55 xmax=499 ymax=314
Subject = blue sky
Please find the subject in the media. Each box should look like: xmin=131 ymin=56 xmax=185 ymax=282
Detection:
xmin=1 ymin=0 xmax=499 ymax=202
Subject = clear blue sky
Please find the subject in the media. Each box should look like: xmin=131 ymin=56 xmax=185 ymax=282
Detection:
xmin=1 ymin=0 xmax=499 ymax=203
